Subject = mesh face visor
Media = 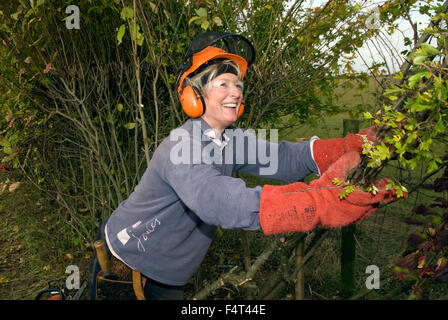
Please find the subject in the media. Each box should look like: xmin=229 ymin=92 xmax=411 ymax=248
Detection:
xmin=177 ymin=32 xmax=256 ymax=88
xmin=183 ymin=32 xmax=255 ymax=66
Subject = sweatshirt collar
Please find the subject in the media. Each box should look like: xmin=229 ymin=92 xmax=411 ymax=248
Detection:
xmin=192 ymin=117 xmax=230 ymax=149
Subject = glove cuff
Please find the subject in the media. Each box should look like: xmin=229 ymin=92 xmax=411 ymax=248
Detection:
xmin=312 ymin=138 xmax=348 ymax=175
xmin=259 ymin=184 xmax=319 ymax=235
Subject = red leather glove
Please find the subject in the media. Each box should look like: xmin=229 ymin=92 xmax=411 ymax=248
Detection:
xmin=312 ymin=126 xmax=376 ymax=175
xmin=259 ymin=151 xmax=404 ymax=235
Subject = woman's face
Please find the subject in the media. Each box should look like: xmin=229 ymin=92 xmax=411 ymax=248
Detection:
xmin=202 ymin=73 xmax=243 ymax=132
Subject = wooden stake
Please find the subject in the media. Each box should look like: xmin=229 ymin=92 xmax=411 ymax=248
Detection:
xmin=341 ymin=119 xmax=359 ymax=298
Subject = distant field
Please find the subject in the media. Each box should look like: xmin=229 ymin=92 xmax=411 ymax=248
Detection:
xmin=277 ymin=76 xmax=391 ymax=142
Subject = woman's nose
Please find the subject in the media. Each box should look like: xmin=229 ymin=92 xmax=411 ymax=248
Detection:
xmin=229 ymin=84 xmax=242 ymax=98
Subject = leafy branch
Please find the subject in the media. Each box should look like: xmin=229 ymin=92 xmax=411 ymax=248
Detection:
xmin=348 ymin=8 xmax=448 ymax=191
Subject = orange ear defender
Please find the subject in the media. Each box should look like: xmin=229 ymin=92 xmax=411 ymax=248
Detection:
xmin=179 ymin=86 xmax=206 ymax=118
xmin=238 ymin=100 xmax=245 ymax=118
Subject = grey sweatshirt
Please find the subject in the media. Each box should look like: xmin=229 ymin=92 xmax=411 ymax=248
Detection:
xmin=105 ymin=118 xmax=319 ymax=285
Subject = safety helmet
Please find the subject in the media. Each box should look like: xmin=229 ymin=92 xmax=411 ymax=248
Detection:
xmin=177 ymin=32 xmax=255 ymax=118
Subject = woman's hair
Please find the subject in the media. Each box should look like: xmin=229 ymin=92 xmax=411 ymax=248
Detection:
xmin=182 ymin=59 xmax=243 ymax=96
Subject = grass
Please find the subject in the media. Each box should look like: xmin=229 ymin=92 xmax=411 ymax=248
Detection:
xmin=0 ymin=170 xmax=91 ymax=300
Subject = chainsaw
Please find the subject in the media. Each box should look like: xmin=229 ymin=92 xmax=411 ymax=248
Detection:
xmin=35 ymin=279 xmax=87 ymax=300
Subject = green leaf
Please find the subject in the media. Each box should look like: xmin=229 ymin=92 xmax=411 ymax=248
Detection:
xmin=435 ymin=119 xmax=445 ymax=133
xmin=124 ymin=122 xmax=136 ymax=129
xmin=117 ymin=103 xmax=123 ymax=112
xmin=410 ymin=103 xmax=431 ymax=112
xmin=363 ymin=112 xmax=373 ymax=119
xmin=412 ymin=55 xmax=426 ymax=65
xmin=377 ymin=143 xmax=391 ymax=160
xmin=121 ymin=7 xmax=133 ymax=20
xmin=195 ymin=7 xmax=207 ymax=17
xmin=408 ymin=71 xmax=430 ymax=87
xmin=188 ymin=16 xmax=201 ymax=25
xmin=384 ymin=88 xmax=402 ymax=96
xmin=0 ymin=136 xmax=9 ymax=147
xmin=428 ymin=159 xmax=438 ymax=173
xmin=136 ymin=32 xmax=144 ymax=46
xmin=339 ymin=185 xmax=355 ymax=199
xmin=436 ymin=82 xmax=447 ymax=101
xmin=117 ymin=24 xmax=126 ymax=43
xmin=332 ymin=178 xmax=343 ymax=186
xmin=395 ymin=112 xmax=406 ymax=122
xmin=201 ymin=19 xmax=210 ymax=30
xmin=420 ymin=43 xmax=441 ymax=56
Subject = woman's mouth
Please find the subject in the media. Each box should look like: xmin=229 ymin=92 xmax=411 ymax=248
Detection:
xmin=222 ymin=103 xmax=237 ymax=108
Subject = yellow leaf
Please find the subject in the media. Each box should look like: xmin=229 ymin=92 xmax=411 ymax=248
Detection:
xmin=213 ymin=16 xmax=223 ymax=26
xmin=149 ymin=1 xmax=158 ymax=13
xmin=395 ymin=112 xmax=406 ymax=122
xmin=8 ymin=182 xmax=21 ymax=192
xmin=417 ymin=255 xmax=426 ymax=269
xmin=13 ymin=225 xmax=19 ymax=233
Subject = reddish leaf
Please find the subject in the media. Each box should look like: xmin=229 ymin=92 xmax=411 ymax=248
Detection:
xmin=412 ymin=205 xmax=434 ymax=216
xmin=433 ymin=178 xmax=448 ymax=192
xmin=436 ymin=257 xmax=447 ymax=271
xmin=392 ymin=266 xmax=409 ymax=280
xmin=412 ymin=284 xmax=423 ymax=297
xmin=435 ymin=265 xmax=448 ymax=283
xmin=417 ymin=241 xmax=434 ymax=250
xmin=417 ymin=255 xmax=426 ymax=269
xmin=429 ymin=198 xmax=448 ymax=209
xmin=43 ymin=63 xmax=52 ymax=74
xmin=418 ymin=267 xmax=436 ymax=278
xmin=403 ymin=217 xmax=424 ymax=225
xmin=435 ymin=230 xmax=448 ymax=250
xmin=407 ymin=233 xmax=424 ymax=249
xmin=396 ymin=252 xmax=419 ymax=270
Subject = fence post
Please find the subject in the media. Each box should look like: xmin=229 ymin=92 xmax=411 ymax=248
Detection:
xmin=341 ymin=119 xmax=359 ymax=298
xmin=294 ymin=239 xmax=305 ymax=300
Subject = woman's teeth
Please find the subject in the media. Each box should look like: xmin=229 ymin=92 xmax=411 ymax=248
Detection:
xmin=222 ymin=104 xmax=237 ymax=108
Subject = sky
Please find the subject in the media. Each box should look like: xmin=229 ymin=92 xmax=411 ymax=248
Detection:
xmin=305 ymin=0 xmax=433 ymax=73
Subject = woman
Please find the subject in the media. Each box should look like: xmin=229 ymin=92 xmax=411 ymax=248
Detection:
xmin=99 ymin=32 xmax=400 ymax=300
